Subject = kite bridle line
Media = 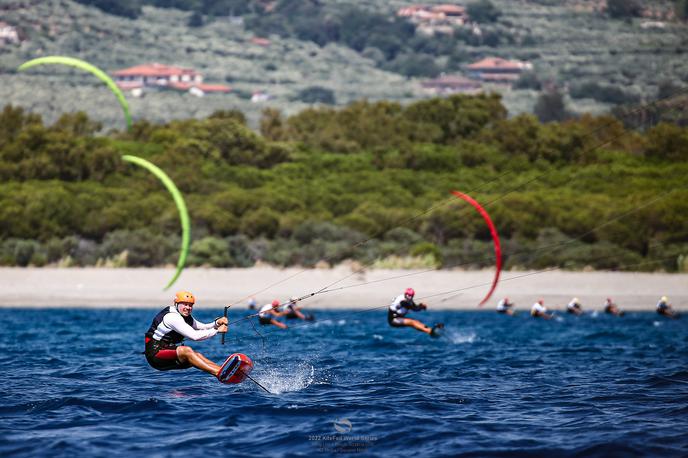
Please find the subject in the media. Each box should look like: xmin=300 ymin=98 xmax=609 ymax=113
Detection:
xmin=219 ymin=88 xmax=687 ymax=338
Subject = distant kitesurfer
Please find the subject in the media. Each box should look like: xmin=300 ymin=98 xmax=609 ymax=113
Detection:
xmin=247 ymin=296 xmax=257 ymax=310
xmin=284 ymin=296 xmax=315 ymax=321
xmin=530 ymin=299 xmax=553 ymax=319
xmin=144 ymin=291 xmax=229 ymax=377
xmin=258 ymin=299 xmax=288 ymax=329
xmin=656 ymin=296 xmax=678 ymax=319
xmin=496 ymin=297 xmax=515 ymax=315
xmin=566 ymin=297 xmax=583 ymax=316
xmin=603 ymin=297 xmax=624 ymax=316
xmin=388 ymin=288 xmax=443 ymax=336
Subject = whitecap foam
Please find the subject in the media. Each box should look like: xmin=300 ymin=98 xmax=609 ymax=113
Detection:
xmin=373 ymin=334 xmax=383 ymax=340
xmin=253 ymin=361 xmax=316 ymax=394
xmin=444 ymin=329 xmax=476 ymax=344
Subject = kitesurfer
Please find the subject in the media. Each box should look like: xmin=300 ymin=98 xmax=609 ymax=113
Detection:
xmin=388 ymin=288 xmax=443 ymax=336
xmin=258 ymin=299 xmax=288 ymax=329
xmin=603 ymin=297 xmax=624 ymax=316
xmin=656 ymin=296 xmax=678 ymax=319
xmin=284 ymin=297 xmax=315 ymax=321
xmin=496 ymin=297 xmax=515 ymax=315
xmin=144 ymin=291 xmax=228 ymax=376
xmin=566 ymin=297 xmax=583 ymax=316
xmin=530 ymin=299 xmax=553 ymax=319
xmin=247 ymin=296 xmax=257 ymax=310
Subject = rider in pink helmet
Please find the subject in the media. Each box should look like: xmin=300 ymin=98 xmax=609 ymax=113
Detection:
xmin=388 ymin=288 xmax=443 ymax=337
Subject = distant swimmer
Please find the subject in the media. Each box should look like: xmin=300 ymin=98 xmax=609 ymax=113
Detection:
xmin=530 ymin=299 xmax=553 ymax=319
xmin=258 ymin=300 xmax=288 ymax=329
xmin=496 ymin=297 xmax=515 ymax=315
xmin=144 ymin=291 xmax=229 ymax=377
xmin=656 ymin=296 xmax=678 ymax=319
xmin=566 ymin=297 xmax=583 ymax=316
xmin=247 ymin=297 xmax=257 ymax=310
xmin=284 ymin=296 xmax=315 ymax=321
xmin=603 ymin=297 xmax=624 ymax=316
xmin=388 ymin=288 xmax=444 ymax=337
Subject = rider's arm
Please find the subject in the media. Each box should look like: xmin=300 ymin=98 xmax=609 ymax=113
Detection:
xmin=164 ymin=314 xmax=218 ymax=341
xmin=192 ymin=317 xmax=219 ymax=331
xmin=409 ymin=300 xmax=426 ymax=311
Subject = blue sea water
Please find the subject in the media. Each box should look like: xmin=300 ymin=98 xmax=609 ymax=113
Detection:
xmin=1 ymin=308 xmax=687 ymax=457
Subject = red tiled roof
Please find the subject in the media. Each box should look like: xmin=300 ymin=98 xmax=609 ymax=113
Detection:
xmin=250 ymin=37 xmax=271 ymax=46
xmin=169 ymin=82 xmax=231 ymax=93
xmin=431 ymin=5 xmax=466 ymax=15
xmin=480 ymin=73 xmax=521 ymax=82
xmin=467 ymin=57 xmax=530 ymax=71
xmin=397 ymin=5 xmax=426 ymax=16
xmin=197 ymin=84 xmax=231 ymax=93
xmin=422 ymin=75 xmax=481 ymax=88
xmin=116 ymin=81 xmax=144 ymax=90
xmin=113 ymin=63 xmax=199 ymax=77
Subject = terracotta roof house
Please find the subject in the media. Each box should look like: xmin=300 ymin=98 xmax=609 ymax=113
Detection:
xmin=397 ymin=4 xmax=468 ymax=31
xmin=113 ymin=63 xmax=230 ymax=95
xmin=466 ymin=57 xmax=533 ymax=83
xmin=421 ymin=74 xmax=482 ymax=95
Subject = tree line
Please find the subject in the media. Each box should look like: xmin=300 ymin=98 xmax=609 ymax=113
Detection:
xmin=0 ymin=93 xmax=686 ymax=272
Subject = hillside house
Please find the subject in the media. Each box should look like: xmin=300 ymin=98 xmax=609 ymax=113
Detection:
xmin=397 ymin=4 xmax=468 ymax=35
xmin=113 ymin=63 xmax=230 ymax=95
xmin=466 ymin=57 xmax=533 ymax=84
xmin=421 ymin=74 xmax=482 ymax=95
xmin=0 ymin=22 xmax=20 ymax=45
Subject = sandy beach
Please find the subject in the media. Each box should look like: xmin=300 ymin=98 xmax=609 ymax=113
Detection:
xmin=2 ymin=266 xmax=685 ymax=311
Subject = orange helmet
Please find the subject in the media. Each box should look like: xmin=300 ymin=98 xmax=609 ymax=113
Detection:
xmin=174 ymin=291 xmax=195 ymax=305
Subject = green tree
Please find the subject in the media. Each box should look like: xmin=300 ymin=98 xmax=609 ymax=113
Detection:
xmin=294 ymin=86 xmax=336 ymax=105
xmin=606 ymin=0 xmax=642 ymax=19
xmin=534 ymin=88 xmax=570 ymax=123
xmin=467 ymin=0 xmax=501 ymax=23
xmin=644 ymin=123 xmax=688 ymax=161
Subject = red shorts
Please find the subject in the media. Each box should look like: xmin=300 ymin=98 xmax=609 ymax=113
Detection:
xmin=145 ymin=338 xmax=191 ymax=371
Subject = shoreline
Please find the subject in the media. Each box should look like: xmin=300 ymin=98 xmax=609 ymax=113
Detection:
xmin=2 ymin=267 xmax=686 ymax=311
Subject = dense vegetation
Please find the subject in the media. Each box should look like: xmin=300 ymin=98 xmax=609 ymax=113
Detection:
xmin=1 ymin=94 xmax=686 ymax=272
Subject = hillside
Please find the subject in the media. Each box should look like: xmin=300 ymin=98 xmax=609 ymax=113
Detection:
xmin=0 ymin=0 xmax=686 ymax=128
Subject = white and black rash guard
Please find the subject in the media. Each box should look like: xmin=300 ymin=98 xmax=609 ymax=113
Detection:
xmin=258 ymin=303 xmax=274 ymax=318
xmin=389 ymin=294 xmax=421 ymax=318
xmin=531 ymin=302 xmax=547 ymax=315
xmin=145 ymin=306 xmax=217 ymax=345
xmin=567 ymin=300 xmax=580 ymax=311
xmin=497 ymin=299 xmax=511 ymax=311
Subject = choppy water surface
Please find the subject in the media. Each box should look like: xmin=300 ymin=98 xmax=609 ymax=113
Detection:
xmin=1 ymin=308 xmax=687 ymax=457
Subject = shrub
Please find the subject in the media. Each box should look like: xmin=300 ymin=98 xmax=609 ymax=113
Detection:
xmin=188 ymin=237 xmax=232 ymax=267
xmin=294 ymin=86 xmax=336 ymax=105
xmin=240 ymin=207 xmax=281 ymax=238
